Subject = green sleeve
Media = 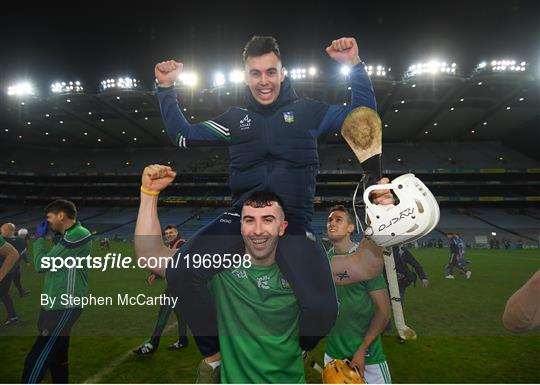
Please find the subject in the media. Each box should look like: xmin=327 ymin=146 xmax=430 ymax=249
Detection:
xmin=33 ymin=238 xmax=54 ymax=273
xmin=0 ymin=236 xmax=5 ymax=247
xmin=365 ymin=273 xmax=387 ymax=292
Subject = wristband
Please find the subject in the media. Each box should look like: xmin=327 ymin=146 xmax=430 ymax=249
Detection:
xmin=140 ymin=186 xmax=160 ymax=196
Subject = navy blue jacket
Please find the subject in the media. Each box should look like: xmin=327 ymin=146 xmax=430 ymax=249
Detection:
xmin=158 ymin=63 xmax=377 ymax=227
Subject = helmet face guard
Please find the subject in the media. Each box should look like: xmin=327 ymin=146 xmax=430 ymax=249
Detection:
xmin=323 ymin=359 xmax=365 ymax=384
xmin=363 ymin=173 xmax=440 ymax=247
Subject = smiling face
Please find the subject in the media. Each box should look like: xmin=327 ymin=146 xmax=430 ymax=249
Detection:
xmin=164 ymin=227 xmax=178 ymax=242
xmin=244 ymin=52 xmax=285 ymax=105
xmin=327 ymin=210 xmax=355 ymax=242
xmin=241 ymin=201 xmax=288 ymax=265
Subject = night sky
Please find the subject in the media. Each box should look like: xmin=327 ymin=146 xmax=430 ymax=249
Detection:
xmin=2 ymin=0 xmax=538 ymax=92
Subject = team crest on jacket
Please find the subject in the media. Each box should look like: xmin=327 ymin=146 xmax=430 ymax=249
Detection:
xmin=239 ymin=114 xmax=251 ymax=130
xmin=283 ymin=111 xmax=294 ymax=123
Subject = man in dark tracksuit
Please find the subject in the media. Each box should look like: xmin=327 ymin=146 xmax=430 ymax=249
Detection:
xmin=134 ymin=225 xmax=189 ymax=354
xmin=1 ymin=223 xmax=30 ymax=298
xmin=389 ymin=245 xmax=429 ymax=304
xmin=154 ymin=36 xmax=386 ymax=368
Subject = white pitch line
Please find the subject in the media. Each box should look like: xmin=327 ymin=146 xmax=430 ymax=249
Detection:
xmin=82 ymin=322 xmax=178 ymax=384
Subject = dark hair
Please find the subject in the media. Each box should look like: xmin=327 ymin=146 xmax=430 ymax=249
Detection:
xmin=243 ymin=36 xmax=281 ymax=62
xmin=45 ymin=199 xmax=77 ymax=220
xmin=243 ymin=191 xmax=286 ymax=216
xmin=329 ymin=205 xmax=355 ymax=226
xmin=164 ymin=224 xmax=178 ymax=231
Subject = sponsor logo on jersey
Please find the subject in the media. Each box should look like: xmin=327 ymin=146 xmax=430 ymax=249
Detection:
xmin=232 ymin=269 xmax=247 ymax=279
xmin=283 ymin=111 xmax=294 ymax=123
xmin=239 ymin=114 xmax=251 ymax=130
xmin=280 ymin=277 xmax=290 ymax=289
xmin=257 ymin=275 xmax=270 ymax=289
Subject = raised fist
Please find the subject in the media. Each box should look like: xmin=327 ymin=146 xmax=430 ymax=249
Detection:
xmin=141 ymin=164 xmax=177 ymax=193
xmin=154 ymin=60 xmax=183 ymax=87
xmin=325 ymin=37 xmax=361 ymax=66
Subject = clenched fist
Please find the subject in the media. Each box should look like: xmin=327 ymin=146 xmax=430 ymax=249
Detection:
xmin=155 ymin=60 xmax=183 ymax=87
xmin=325 ymin=37 xmax=361 ymax=66
xmin=141 ymin=164 xmax=177 ymax=193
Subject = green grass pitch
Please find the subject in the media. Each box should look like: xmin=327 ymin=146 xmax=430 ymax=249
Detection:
xmin=1 ymin=241 xmax=538 ymax=383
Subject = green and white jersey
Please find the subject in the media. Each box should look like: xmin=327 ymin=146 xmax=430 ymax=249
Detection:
xmin=210 ymin=263 xmax=304 ymax=384
xmin=325 ymin=246 xmax=387 ymax=365
xmin=34 ymin=221 xmax=92 ymax=311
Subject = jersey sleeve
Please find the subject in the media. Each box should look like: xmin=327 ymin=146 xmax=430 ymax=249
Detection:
xmin=158 ymin=87 xmax=231 ymax=148
xmin=365 ymin=273 xmax=388 ymax=292
xmin=314 ymin=63 xmax=378 ymax=136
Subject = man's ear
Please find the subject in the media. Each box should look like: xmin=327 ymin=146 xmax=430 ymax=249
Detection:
xmin=279 ymin=220 xmax=288 ymax=236
xmin=280 ymin=66 xmax=286 ymax=82
xmin=347 ymin=223 xmax=355 ymax=235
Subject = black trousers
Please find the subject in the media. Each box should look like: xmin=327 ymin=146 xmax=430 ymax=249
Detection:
xmin=12 ymin=266 xmax=26 ymax=295
xmin=149 ymin=286 xmax=188 ymax=349
xmin=0 ymin=273 xmax=16 ymax=318
xmin=166 ymin=208 xmax=338 ymax=356
xmin=21 ymin=308 xmax=82 ymax=384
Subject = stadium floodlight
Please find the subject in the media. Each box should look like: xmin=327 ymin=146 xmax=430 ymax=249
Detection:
xmin=7 ymin=82 xmax=35 ymax=96
xmin=290 ymin=68 xmax=308 ymax=80
xmin=178 ymin=72 xmax=198 ymax=87
xmin=100 ymin=77 xmax=141 ymax=91
xmin=475 ymin=59 xmax=527 ymax=73
xmin=365 ymin=64 xmax=388 ymax=78
xmin=340 ymin=65 xmax=351 ymax=76
xmin=50 ymin=80 xmax=84 ymax=94
xmin=229 ymin=69 xmax=244 ymax=84
xmin=308 ymin=67 xmax=317 ymax=76
xmin=213 ymin=72 xmax=226 ymax=87
xmin=404 ymin=60 xmax=457 ymax=79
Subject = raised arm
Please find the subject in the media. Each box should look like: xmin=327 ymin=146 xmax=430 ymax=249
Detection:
xmin=155 ymin=60 xmax=231 ymax=148
xmin=135 ymin=165 xmax=178 ymax=277
xmin=316 ymin=37 xmax=377 ymax=136
xmin=330 ymin=238 xmax=384 ymax=284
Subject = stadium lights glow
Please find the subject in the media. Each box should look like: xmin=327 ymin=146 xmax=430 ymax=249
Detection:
xmin=340 ymin=66 xmax=351 ymax=76
xmin=51 ymin=81 xmax=84 ymax=94
xmin=100 ymin=77 xmax=141 ymax=91
xmin=289 ymin=67 xmax=318 ymax=80
xmin=404 ymin=60 xmax=457 ymax=79
xmin=213 ymin=72 xmax=226 ymax=87
xmin=289 ymin=68 xmax=307 ymax=80
xmin=476 ymin=59 xmax=527 ymax=73
xmin=7 ymin=82 xmax=35 ymax=96
xmin=178 ymin=72 xmax=198 ymax=87
xmin=229 ymin=70 xmax=244 ymax=84
xmin=365 ymin=64 xmax=387 ymax=78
